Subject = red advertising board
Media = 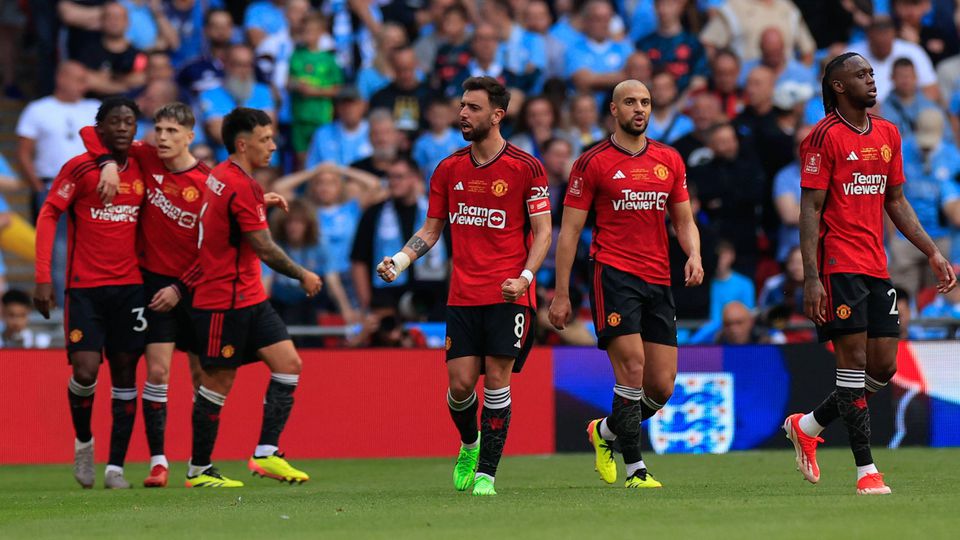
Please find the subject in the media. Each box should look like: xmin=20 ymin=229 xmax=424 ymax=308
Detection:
xmin=0 ymin=349 xmax=555 ymax=464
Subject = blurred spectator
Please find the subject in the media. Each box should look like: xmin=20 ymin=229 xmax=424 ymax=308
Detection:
xmin=509 ymin=96 xmax=563 ymax=158
xmin=918 ymin=284 xmax=960 ymax=338
xmin=734 ymin=66 xmax=796 ymax=182
xmin=698 ymin=49 xmax=745 ymax=119
xmin=895 ymin=109 xmax=957 ymax=296
xmin=413 ymin=0 xmax=456 ymax=72
xmin=350 ymin=158 xmax=448 ymax=316
xmin=772 ymin=125 xmax=812 ymax=263
xmin=244 ymin=0 xmax=288 ymax=48
xmin=192 ymin=142 xmax=216 ymax=168
xmin=0 ymin=0 xmax=25 ymax=97
xmin=536 ymin=137 xmax=573 ymax=286
xmin=429 ymin=4 xmax=473 ymax=92
xmin=370 ymin=46 xmax=435 ymax=136
xmin=305 ymin=86 xmax=372 ymax=167
xmin=176 ymin=7 xmax=235 ymax=97
xmin=289 ymin=12 xmax=343 ymax=164
xmin=0 ymin=290 xmax=51 ymax=349
xmin=717 ymin=301 xmax=761 ymax=344
xmin=323 ymin=0 xmax=383 ymax=79
xmin=791 ymin=0 xmax=855 ymax=51
xmin=688 ymin=123 xmax=765 ymax=276
xmin=59 ymin=0 xmax=109 ymax=63
xmin=164 ymin=0 xmax=225 ymax=69
xmin=673 ymin=92 xmax=724 ymax=166
xmin=636 ymin=0 xmax=708 ymax=94
xmin=255 ymin=0 xmax=312 ymax=119
xmin=483 ymin=0 xmax=546 ymax=85
xmin=850 ymin=15 xmax=940 ymax=103
xmin=647 ymin=69 xmax=694 ymax=143
xmin=710 ymin=240 xmax=756 ymax=322
xmin=738 ymin=27 xmax=817 ymax=92
xmin=16 ymin=61 xmax=100 ymax=306
xmin=199 ymin=43 xmax=276 ymax=161
xmin=669 ymin=188 xmax=718 ymax=320
xmin=412 ymin=98 xmax=462 ymax=182
xmin=565 ymin=0 xmax=632 ymax=105
xmin=144 ymin=50 xmax=176 ymax=85
xmin=893 ymin=0 xmax=958 ymax=66
xmin=0 ymin=153 xmax=19 ymax=292
xmin=619 ymin=0 xmax=657 ymax=44
xmin=700 ymin=0 xmax=816 ymax=65
xmin=882 ymin=58 xmax=950 ymax=142
xmin=135 ymin=78 xmax=179 ymax=142
xmin=74 ymin=1 xmax=148 ymax=97
xmin=622 ymin=51 xmax=653 ymax=85
xmin=549 ymin=0 xmax=581 ymax=45
xmin=350 ymin=108 xmax=401 ymax=178
xmin=444 ymin=23 xmax=533 ymax=99
xmin=349 ymin=313 xmax=427 ymax=347
xmin=120 ymin=0 xmax=180 ymax=51
xmin=563 ymin=94 xmax=605 ymax=154
xmin=757 ymin=245 xmax=804 ymax=314
xmin=524 ymin=1 xmax=566 ymax=80
xmin=357 ymin=23 xmax=409 ymax=100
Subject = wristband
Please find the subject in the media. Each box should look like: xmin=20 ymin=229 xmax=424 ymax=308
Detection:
xmin=392 ymin=251 xmax=411 ymax=274
xmin=520 ymin=269 xmax=534 ymax=284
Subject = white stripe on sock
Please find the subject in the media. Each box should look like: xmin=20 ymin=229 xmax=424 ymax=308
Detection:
xmin=270 ymin=373 xmax=300 ymax=386
xmin=111 ymin=387 xmax=138 ymax=401
xmin=198 ymin=385 xmax=226 ymax=406
xmin=483 ymin=386 xmax=511 ymax=409
xmin=142 ymin=382 xmax=169 ymax=403
xmin=68 ymin=377 xmax=96 ymax=397
xmin=447 ymin=390 xmax=477 ymax=411
xmin=613 ymin=384 xmax=643 ymax=401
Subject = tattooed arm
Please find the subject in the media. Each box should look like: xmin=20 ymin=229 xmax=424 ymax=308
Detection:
xmin=800 ymin=187 xmax=828 ymax=324
xmin=244 ymin=229 xmax=323 ymax=296
xmin=376 ymin=217 xmax=446 ymax=283
xmin=885 ymin=184 xmax=957 ymax=293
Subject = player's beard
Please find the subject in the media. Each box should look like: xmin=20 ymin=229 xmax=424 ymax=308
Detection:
xmin=462 ymin=121 xmax=492 ymax=142
xmin=618 ymin=116 xmax=647 ymax=137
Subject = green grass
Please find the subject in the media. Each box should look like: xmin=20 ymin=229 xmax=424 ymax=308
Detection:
xmin=0 ymin=449 xmax=957 ymax=539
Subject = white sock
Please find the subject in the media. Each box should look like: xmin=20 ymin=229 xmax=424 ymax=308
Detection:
xmin=857 ymin=463 xmax=878 ymax=480
xmin=75 ymin=437 xmax=93 ymax=450
xmin=475 ymin=472 xmax=494 ymax=483
xmin=105 ymin=464 xmax=123 ymax=475
xmin=255 ymin=444 xmax=279 ymax=458
xmin=625 ymin=460 xmax=646 ymax=477
xmin=461 ymin=438 xmax=479 ymax=450
xmin=599 ymin=418 xmax=617 ymax=441
xmin=798 ymin=412 xmax=825 ymax=437
xmin=187 ymin=461 xmax=211 ymax=478
xmin=150 ymin=455 xmax=169 ymax=468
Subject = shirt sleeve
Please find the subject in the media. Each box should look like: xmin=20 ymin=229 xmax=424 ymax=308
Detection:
xmin=668 ymin=152 xmax=690 ymax=204
xmin=44 ymin=159 xmax=87 ymax=213
xmin=563 ymin=155 xmax=597 ymax=211
xmin=15 ymin=102 xmax=39 ymax=139
xmin=427 ymin=160 xmax=449 ymax=219
xmin=799 ymin=130 xmax=834 ymax=190
xmin=887 ymin=126 xmax=906 ymax=187
xmin=230 ymin=182 xmax=269 ymax=232
xmin=525 ymin=159 xmax=551 ymax=217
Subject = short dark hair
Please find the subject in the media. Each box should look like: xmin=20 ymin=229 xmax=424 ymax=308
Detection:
xmin=443 ymin=3 xmax=469 ymax=20
xmin=541 ymin=137 xmax=572 ymax=153
xmin=203 ymin=7 xmax=231 ymax=27
xmin=388 ymin=156 xmax=421 ymax=176
xmin=271 ymin=199 xmax=319 ymax=246
xmin=712 ymin=48 xmax=741 ymax=67
xmin=892 ymin=57 xmax=915 ymax=71
xmin=222 ymin=107 xmax=272 ymax=154
xmin=462 ymin=76 xmax=510 ymax=111
xmin=490 ymin=0 xmax=514 ymax=18
xmin=154 ymin=102 xmax=195 ymax=128
xmin=1 ymin=289 xmax=31 ymax=308
xmin=96 ymin=96 xmax=140 ymax=124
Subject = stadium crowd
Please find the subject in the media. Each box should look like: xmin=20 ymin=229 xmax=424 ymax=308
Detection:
xmin=2 ymin=0 xmax=960 ymax=348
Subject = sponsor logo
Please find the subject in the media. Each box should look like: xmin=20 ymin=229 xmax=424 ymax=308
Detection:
xmin=612 ymin=189 xmax=669 ymax=211
xmin=654 ymin=164 xmax=669 ymax=180
xmin=221 ymin=345 xmax=235 ymax=358
xmin=454 ymin=181 xmax=464 ymax=191
xmin=448 ymin=202 xmax=506 ymax=229
xmin=804 ymin=152 xmax=821 ymax=174
xmin=445 ymin=336 xmax=452 ymax=351
xmin=89 ymin=204 xmax=140 ymax=223
xmin=607 ymin=312 xmax=621 ymax=327
xmin=527 ymin=197 xmax=550 ymax=215
xmin=147 ymin=188 xmax=198 ymax=229
xmin=491 ymin=179 xmax=509 ymax=197
xmin=612 ymin=169 xmax=626 ymax=180
xmin=836 ymin=304 xmax=852 ymax=320
xmin=881 ymin=144 xmax=893 ymax=163
xmin=257 ymin=204 xmax=267 ymax=222
xmin=844 ymin=172 xmax=887 ymax=195
xmin=569 ymin=176 xmax=583 ymax=197
xmin=513 ymin=338 xmax=522 ymax=348
xmin=529 ymin=185 xmax=549 ymax=199
xmin=153 ymin=174 xmax=164 ymax=185
xmin=69 ymin=329 xmax=83 ymax=343
xmin=56 ymin=181 xmax=75 ymax=200
xmin=133 ymin=180 xmax=144 ymax=195
xmin=205 ymin=174 xmax=225 ymax=196
xmin=846 ymin=151 xmax=859 ymax=161
xmin=182 ymin=186 xmax=200 ymax=202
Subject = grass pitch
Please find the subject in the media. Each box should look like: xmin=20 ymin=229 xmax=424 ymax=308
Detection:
xmin=0 ymin=449 xmax=956 ymax=539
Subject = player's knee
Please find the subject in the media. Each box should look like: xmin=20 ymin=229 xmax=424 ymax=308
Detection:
xmin=72 ymin=368 xmax=98 ymax=387
xmin=275 ymin=354 xmax=302 ymax=376
xmin=619 ymin=359 xmax=645 ymax=385
xmin=448 ymin=376 xmax=475 ymax=398
xmin=873 ymin=362 xmax=897 ymax=383
xmin=645 ymin=378 xmax=674 ymax=404
xmin=146 ymin=362 xmax=169 ymax=384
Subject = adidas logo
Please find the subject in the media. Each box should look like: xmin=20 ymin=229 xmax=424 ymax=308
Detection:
xmin=612 ymin=170 xmax=626 ymax=180
xmin=513 ymin=339 xmax=522 ymax=348
xmin=153 ymin=174 xmax=164 ymax=184
xmin=846 ymin=151 xmax=859 ymax=161
xmin=454 ymin=181 xmax=464 ymax=191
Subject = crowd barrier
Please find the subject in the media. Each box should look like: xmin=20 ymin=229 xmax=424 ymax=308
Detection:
xmin=1 ymin=343 xmax=956 ymax=464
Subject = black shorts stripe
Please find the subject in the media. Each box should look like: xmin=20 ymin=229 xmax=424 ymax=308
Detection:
xmin=593 ymin=261 xmax=605 ymax=332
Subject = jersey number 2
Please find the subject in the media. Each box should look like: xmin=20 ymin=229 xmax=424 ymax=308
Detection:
xmin=887 ymin=288 xmax=899 ymax=316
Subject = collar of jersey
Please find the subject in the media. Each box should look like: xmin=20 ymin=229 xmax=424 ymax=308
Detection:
xmin=833 ymin=110 xmax=872 ymax=136
xmin=470 ymin=141 xmax=507 ymax=168
xmin=609 ymin=135 xmax=648 ymax=157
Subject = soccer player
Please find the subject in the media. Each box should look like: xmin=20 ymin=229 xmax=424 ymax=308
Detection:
xmin=376 ymin=76 xmax=552 ymax=496
xmin=80 ymin=102 xmax=212 ymax=488
xmin=179 ymin=107 xmax=322 ymax=488
xmin=784 ymin=53 xmax=956 ymax=495
xmin=33 ymin=97 xmax=147 ymax=489
xmin=549 ymin=80 xmax=704 ymax=489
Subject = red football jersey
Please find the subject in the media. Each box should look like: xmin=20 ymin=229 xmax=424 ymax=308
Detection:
xmin=564 ymin=137 xmax=689 ymax=285
xmin=42 ymin=154 xmax=145 ymax=287
xmin=192 ymin=161 xmax=269 ymax=310
xmin=80 ymin=127 xmax=210 ymax=277
xmin=800 ymin=112 xmax=904 ymax=278
xmin=427 ymin=143 xmax=551 ymax=307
